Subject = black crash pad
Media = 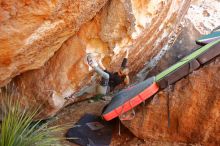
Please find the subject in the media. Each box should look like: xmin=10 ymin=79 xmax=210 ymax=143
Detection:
xmin=66 ymin=114 xmax=113 ymax=146
xmin=102 ymin=77 xmax=155 ymax=115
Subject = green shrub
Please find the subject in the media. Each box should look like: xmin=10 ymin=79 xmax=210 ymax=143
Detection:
xmin=0 ymin=91 xmax=65 ymax=146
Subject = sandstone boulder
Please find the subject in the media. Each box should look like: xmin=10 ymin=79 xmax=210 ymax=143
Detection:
xmin=13 ymin=0 xmax=191 ymax=118
xmin=1 ymin=0 xmax=219 ymax=123
xmin=0 ymin=0 xmax=108 ymax=87
xmin=122 ymin=56 xmax=220 ymax=145
xmin=121 ymin=5 xmax=220 ymax=144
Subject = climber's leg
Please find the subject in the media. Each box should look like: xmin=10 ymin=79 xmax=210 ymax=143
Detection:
xmin=87 ymin=53 xmax=110 ymax=95
xmin=97 ymin=76 xmax=110 ymax=95
xmin=97 ymin=85 xmax=109 ymax=95
xmin=93 ymin=66 xmax=110 ymax=81
xmin=94 ymin=66 xmax=109 ymax=95
xmin=78 ymin=73 xmax=109 ymax=96
xmin=121 ymin=48 xmax=129 ymax=68
xmin=83 ymin=84 xmax=97 ymax=94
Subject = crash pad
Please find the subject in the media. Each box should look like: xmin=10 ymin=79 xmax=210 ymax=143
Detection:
xmin=102 ymin=39 xmax=220 ymax=121
xmin=156 ymin=39 xmax=220 ymax=81
xmin=102 ymin=77 xmax=159 ymax=121
xmin=66 ymin=114 xmax=113 ymax=146
xmin=196 ymin=30 xmax=220 ymax=45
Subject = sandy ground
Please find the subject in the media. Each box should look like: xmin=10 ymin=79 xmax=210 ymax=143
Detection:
xmin=50 ymin=99 xmax=136 ymax=146
xmin=50 ymin=98 xmax=201 ymax=146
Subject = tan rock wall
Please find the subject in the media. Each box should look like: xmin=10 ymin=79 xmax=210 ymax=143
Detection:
xmin=10 ymin=0 xmax=192 ymax=118
xmin=121 ymin=1 xmax=220 ymax=143
xmin=0 ymin=0 xmax=108 ymax=86
xmin=1 ymin=0 xmax=219 ymax=124
xmin=0 ymin=0 xmax=219 ymax=144
xmin=122 ymin=57 xmax=220 ymax=145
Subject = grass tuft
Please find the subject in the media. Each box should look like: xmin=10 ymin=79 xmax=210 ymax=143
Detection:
xmin=0 ymin=88 xmax=67 ymax=146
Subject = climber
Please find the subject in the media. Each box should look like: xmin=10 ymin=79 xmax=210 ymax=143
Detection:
xmin=87 ymin=49 xmax=130 ymax=95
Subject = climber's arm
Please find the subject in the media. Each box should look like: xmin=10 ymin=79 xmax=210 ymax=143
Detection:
xmin=124 ymin=75 xmax=130 ymax=85
xmin=93 ymin=66 xmax=109 ymax=80
xmin=121 ymin=48 xmax=129 ymax=68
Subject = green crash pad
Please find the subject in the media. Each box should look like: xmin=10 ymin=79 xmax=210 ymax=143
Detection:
xmin=156 ymin=39 xmax=220 ymax=82
xmin=196 ymin=31 xmax=220 ymax=45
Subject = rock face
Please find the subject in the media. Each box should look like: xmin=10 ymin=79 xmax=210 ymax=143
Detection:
xmin=0 ymin=0 xmax=219 ymax=145
xmin=121 ymin=5 xmax=220 ymax=144
xmin=0 ymin=0 xmax=108 ymax=87
xmin=122 ymin=56 xmax=220 ymax=145
xmin=121 ymin=1 xmax=220 ymax=145
xmin=11 ymin=0 xmax=191 ymax=117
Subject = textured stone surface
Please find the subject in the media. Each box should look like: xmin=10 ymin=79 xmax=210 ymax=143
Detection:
xmin=0 ymin=0 xmax=108 ymax=87
xmin=122 ymin=56 xmax=220 ymax=145
xmin=1 ymin=2 xmax=220 ymax=139
xmin=51 ymin=99 xmax=200 ymax=146
xmin=12 ymin=0 xmax=192 ymax=118
xmin=0 ymin=0 xmax=219 ymax=145
xmin=121 ymin=16 xmax=220 ymax=145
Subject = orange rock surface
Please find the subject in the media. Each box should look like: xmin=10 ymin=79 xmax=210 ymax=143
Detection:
xmin=121 ymin=10 xmax=220 ymax=144
xmin=0 ymin=2 xmax=219 ymax=142
xmin=0 ymin=0 xmax=108 ymax=86
xmin=11 ymin=0 xmax=192 ymax=117
xmin=122 ymin=56 xmax=220 ymax=145
xmin=0 ymin=0 xmax=219 ymax=145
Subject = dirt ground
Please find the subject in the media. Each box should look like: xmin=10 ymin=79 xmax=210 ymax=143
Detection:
xmin=50 ymin=99 xmax=135 ymax=146
xmin=50 ymin=99 xmax=201 ymax=146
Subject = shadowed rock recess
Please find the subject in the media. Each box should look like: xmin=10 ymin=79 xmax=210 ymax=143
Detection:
xmin=0 ymin=0 xmax=219 ymax=145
